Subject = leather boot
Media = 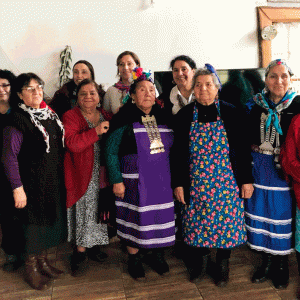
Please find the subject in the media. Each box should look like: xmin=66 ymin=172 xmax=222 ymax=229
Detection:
xmin=271 ymin=255 xmax=289 ymax=289
xmin=71 ymin=250 xmax=88 ymax=277
xmin=184 ymin=246 xmax=210 ymax=282
xmin=24 ymin=254 xmax=51 ymax=290
xmin=251 ymin=253 xmax=272 ymax=283
xmin=37 ymin=252 xmax=64 ymax=279
xmin=128 ymin=252 xmax=145 ymax=279
xmin=145 ymin=249 xmax=169 ymax=275
xmin=214 ymin=258 xmax=229 ymax=287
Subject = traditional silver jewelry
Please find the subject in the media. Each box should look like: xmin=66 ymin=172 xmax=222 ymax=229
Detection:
xmin=141 ymin=115 xmax=165 ymax=154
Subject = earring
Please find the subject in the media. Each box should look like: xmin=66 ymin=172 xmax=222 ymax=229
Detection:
xmin=132 ymin=99 xmax=135 ymax=104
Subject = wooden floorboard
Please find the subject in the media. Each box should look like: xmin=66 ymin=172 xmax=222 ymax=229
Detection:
xmin=0 ymin=239 xmax=299 ymax=300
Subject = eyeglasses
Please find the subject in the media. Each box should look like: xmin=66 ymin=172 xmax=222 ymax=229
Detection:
xmin=0 ymin=84 xmax=11 ymax=89
xmin=22 ymin=85 xmax=43 ymax=93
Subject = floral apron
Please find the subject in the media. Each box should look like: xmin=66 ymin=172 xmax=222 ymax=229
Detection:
xmin=182 ymin=104 xmax=247 ymax=248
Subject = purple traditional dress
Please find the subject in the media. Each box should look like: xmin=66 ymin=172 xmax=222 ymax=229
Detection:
xmin=182 ymin=103 xmax=247 ymax=249
xmin=106 ymin=110 xmax=175 ymax=249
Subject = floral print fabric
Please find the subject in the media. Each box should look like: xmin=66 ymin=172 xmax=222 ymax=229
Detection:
xmin=182 ymin=105 xmax=247 ymax=249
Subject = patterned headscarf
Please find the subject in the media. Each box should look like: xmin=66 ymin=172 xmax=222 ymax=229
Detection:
xmin=265 ymin=58 xmax=294 ymax=77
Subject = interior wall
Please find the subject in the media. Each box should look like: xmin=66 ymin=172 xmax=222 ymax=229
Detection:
xmin=0 ymin=0 xmax=274 ymax=97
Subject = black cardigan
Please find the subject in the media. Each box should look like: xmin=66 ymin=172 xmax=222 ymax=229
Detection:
xmin=170 ymin=100 xmax=253 ymax=204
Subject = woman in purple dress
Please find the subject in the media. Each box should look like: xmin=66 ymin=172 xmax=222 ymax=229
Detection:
xmin=105 ymin=67 xmax=175 ymax=279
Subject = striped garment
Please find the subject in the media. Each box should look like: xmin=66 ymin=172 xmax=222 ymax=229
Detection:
xmin=245 ymin=151 xmax=294 ymax=255
xmin=116 ymin=123 xmax=175 ymax=249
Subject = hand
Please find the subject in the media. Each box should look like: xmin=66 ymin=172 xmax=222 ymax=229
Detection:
xmin=113 ymin=182 xmax=125 ymax=199
xmin=13 ymin=186 xmax=27 ymax=209
xmin=95 ymin=121 xmax=109 ymax=135
xmin=174 ymin=187 xmax=186 ymax=204
xmin=241 ymin=183 xmax=254 ymax=199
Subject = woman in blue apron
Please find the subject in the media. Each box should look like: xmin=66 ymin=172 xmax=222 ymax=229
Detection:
xmin=172 ymin=64 xmax=253 ymax=286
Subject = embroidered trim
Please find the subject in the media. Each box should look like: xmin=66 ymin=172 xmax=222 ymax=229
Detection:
xmin=245 ymin=225 xmax=292 ymax=239
xmin=115 ymin=201 xmax=174 ymax=212
xmin=116 ymin=219 xmax=175 ymax=231
xmin=245 ymin=211 xmax=292 ymax=225
xmin=253 ymin=183 xmax=291 ymax=191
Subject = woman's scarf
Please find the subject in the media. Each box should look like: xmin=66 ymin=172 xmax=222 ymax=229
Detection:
xmin=19 ymin=101 xmax=65 ymax=153
xmin=252 ymin=89 xmax=297 ymax=135
xmin=113 ymin=81 xmax=130 ymax=93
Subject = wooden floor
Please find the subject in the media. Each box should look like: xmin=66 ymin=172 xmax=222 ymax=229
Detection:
xmin=0 ymin=238 xmax=299 ymax=300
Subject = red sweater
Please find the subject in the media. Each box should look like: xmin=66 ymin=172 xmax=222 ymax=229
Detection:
xmin=281 ymin=114 xmax=300 ymax=209
xmin=63 ymin=106 xmax=112 ymax=208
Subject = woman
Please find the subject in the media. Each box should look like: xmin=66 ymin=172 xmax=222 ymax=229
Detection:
xmin=105 ymin=67 xmax=175 ymax=279
xmin=281 ymin=115 xmax=300 ymax=298
xmin=245 ymin=59 xmax=300 ymax=289
xmin=50 ymin=60 xmax=105 ymax=118
xmin=103 ymin=51 xmax=140 ymax=114
xmin=2 ymin=73 xmax=66 ymax=290
xmin=0 ymin=69 xmax=26 ymax=272
xmin=158 ymin=55 xmax=196 ymax=115
xmin=172 ymin=64 xmax=253 ymax=286
xmin=63 ymin=79 xmax=112 ymax=277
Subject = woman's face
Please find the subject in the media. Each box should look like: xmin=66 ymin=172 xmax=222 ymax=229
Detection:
xmin=77 ymin=83 xmax=100 ymax=111
xmin=172 ymin=60 xmax=195 ymax=89
xmin=118 ymin=55 xmax=138 ymax=83
xmin=0 ymin=78 xmax=11 ymax=102
xmin=194 ymin=75 xmax=218 ymax=106
xmin=132 ymin=80 xmax=156 ymax=114
xmin=73 ymin=63 xmax=92 ymax=86
xmin=265 ymin=64 xmax=291 ymax=103
xmin=18 ymin=79 xmax=43 ymax=108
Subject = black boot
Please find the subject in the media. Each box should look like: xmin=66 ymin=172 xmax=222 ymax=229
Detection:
xmin=271 ymin=255 xmax=289 ymax=289
xmin=184 ymin=246 xmax=210 ymax=282
xmin=128 ymin=252 xmax=145 ymax=279
xmin=71 ymin=250 xmax=88 ymax=277
xmin=3 ymin=253 xmax=24 ymax=272
xmin=214 ymin=258 xmax=229 ymax=287
xmin=145 ymin=249 xmax=169 ymax=275
xmin=251 ymin=253 xmax=273 ymax=283
xmin=87 ymin=246 xmax=108 ymax=262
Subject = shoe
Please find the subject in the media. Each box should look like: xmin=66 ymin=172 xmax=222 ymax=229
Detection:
xmin=37 ymin=252 xmax=63 ymax=279
xmin=2 ymin=254 xmax=24 ymax=272
xmin=145 ymin=250 xmax=169 ymax=275
xmin=128 ymin=252 xmax=145 ymax=279
xmin=183 ymin=246 xmax=209 ymax=282
xmin=271 ymin=255 xmax=289 ymax=289
xmin=87 ymin=247 xmax=108 ymax=262
xmin=71 ymin=250 xmax=88 ymax=277
xmin=214 ymin=258 xmax=229 ymax=287
xmin=251 ymin=254 xmax=272 ymax=283
xmin=24 ymin=254 xmax=51 ymax=290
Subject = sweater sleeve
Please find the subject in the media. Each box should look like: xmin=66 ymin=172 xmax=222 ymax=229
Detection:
xmin=105 ymin=125 xmax=127 ymax=185
xmin=2 ymin=126 xmax=23 ymax=190
xmin=281 ymin=115 xmax=300 ymax=183
xmin=63 ymin=110 xmax=99 ymax=153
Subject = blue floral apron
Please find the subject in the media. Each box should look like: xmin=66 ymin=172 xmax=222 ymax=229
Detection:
xmin=182 ymin=104 xmax=247 ymax=248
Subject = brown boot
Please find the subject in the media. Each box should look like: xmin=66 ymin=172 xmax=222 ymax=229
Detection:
xmin=37 ymin=252 xmax=64 ymax=279
xmin=24 ymin=254 xmax=51 ymax=290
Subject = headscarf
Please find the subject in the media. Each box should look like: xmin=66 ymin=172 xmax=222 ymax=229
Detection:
xmin=252 ymin=59 xmax=296 ymax=135
xmin=19 ymin=101 xmax=65 ymax=152
xmin=204 ymin=63 xmax=222 ymax=91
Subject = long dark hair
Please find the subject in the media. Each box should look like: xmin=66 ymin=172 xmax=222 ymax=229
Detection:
xmin=0 ymin=69 xmax=17 ymax=104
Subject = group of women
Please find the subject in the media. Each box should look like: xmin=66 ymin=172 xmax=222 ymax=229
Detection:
xmin=1 ymin=52 xmax=300 ymax=297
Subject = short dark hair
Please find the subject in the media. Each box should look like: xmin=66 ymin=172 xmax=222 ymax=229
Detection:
xmin=116 ymin=51 xmax=141 ymax=77
xmin=0 ymin=69 xmax=17 ymax=104
xmin=13 ymin=73 xmax=45 ymax=107
xmin=73 ymin=60 xmax=95 ymax=81
xmin=76 ymin=78 xmax=106 ymax=105
xmin=170 ymin=55 xmax=197 ymax=70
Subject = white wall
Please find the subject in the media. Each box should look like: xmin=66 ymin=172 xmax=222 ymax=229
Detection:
xmin=0 ymin=0 xmax=281 ymax=97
